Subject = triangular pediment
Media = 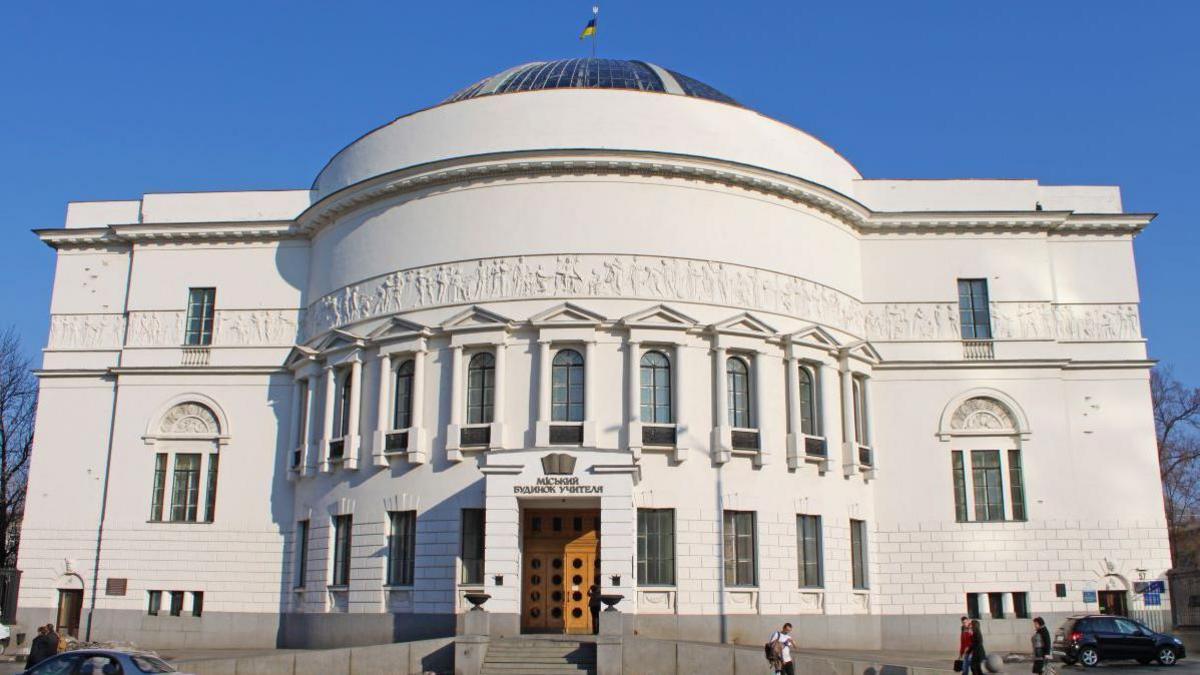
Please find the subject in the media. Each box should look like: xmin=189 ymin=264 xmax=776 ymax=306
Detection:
xmin=843 ymin=339 xmax=883 ymax=364
xmin=787 ymin=325 xmax=841 ymax=349
xmin=285 ymin=345 xmax=318 ymax=369
xmin=529 ymin=302 xmax=606 ymax=326
xmin=367 ymin=316 xmax=431 ymax=340
xmin=619 ymin=304 xmax=698 ymax=328
xmin=313 ymin=329 xmax=364 ymax=353
xmin=711 ymin=312 xmax=777 ymax=336
xmin=441 ymin=305 xmax=514 ymax=331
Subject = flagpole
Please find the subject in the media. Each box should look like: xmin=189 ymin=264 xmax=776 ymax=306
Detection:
xmin=592 ymin=4 xmax=599 ymax=59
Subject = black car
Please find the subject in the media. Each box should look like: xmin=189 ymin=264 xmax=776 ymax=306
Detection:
xmin=1054 ymin=615 xmax=1185 ymax=667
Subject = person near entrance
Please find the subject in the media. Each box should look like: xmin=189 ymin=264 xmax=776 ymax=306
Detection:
xmin=26 ymin=625 xmax=55 ymax=668
xmin=765 ymin=622 xmax=796 ymax=675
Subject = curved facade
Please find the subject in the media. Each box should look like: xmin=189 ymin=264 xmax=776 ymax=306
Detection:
xmin=21 ymin=60 xmax=1167 ymax=652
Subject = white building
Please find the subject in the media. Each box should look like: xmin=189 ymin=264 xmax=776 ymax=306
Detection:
xmin=19 ymin=58 xmax=1169 ymax=651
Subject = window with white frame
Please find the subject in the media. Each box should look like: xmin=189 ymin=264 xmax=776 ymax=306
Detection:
xmin=726 ymin=356 xmax=753 ymax=428
xmin=334 ymin=371 xmax=352 ymax=439
xmin=331 ymin=514 xmax=353 ymax=587
xmin=168 ymin=453 xmax=201 ymax=522
xmin=851 ymin=375 xmax=869 ymax=447
xmin=387 ymin=510 xmax=416 ymax=586
xmin=466 ymin=353 xmax=495 ymax=425
xmin=292 ymin=380 xmax=308 ymax=469
xmin=640 ymin=350 xmax=672 ymax=424
xmin=460 ymin=508 xmax=485 ymax=585
xmin=797 ymin=514 xmax=823 ymax=588
xmin=722 ymin=510 xmax=757 ymax=586
xmin=184 ymin=287 xmax=216 ymax=346
xmin=951 ymin=448 xmax=1028 ymax=522
xmin=637 ymin=508 xmax=675 ymax=586
xmin=850 ymin=519 xmax=869 ymax=590
xmin=294 ymin=520 xmax=309 ymax=588
xmin=551 ymin=349 xmax=585 ymax=422
xmin=393 ymin=359 xmax=415 ymax=429
xmin=798 ymin=365 xmax=818 ymax=436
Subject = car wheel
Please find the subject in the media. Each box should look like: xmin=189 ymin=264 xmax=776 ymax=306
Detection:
xmin=1157 ymin=647 xmax=1178 ymax=666
xmin=1079 ymin=647 xmax=1100 ymax=667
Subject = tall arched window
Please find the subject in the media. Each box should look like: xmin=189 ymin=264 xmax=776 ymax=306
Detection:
xmin=726 ymin=356 xmax=752 ymax=428
xmin=551 ymin=349 xmax=585 ymax=422
xmin=336 ymin=372 xmax=353 ymax=438
xmin=798 ymin=366 xmax=816 ymax=435
xmin=640 ymin=351 xmax=672 ymax=424
xmin=393 ymin=360 xmax=414 ymax=429
xmin=466 ymin=353 xmax=495 ymax=424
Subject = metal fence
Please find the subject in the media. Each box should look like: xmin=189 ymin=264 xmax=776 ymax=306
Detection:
xmin=1169 ymin=569 xmax=1200 ymax=627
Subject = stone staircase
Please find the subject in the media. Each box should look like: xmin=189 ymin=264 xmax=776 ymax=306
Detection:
xmin=482 ymin=638 xmax=597 ymax=674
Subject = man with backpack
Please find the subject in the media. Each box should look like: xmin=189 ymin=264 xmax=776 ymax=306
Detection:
xmin=765 ymin=622 xmax=796 ymax=675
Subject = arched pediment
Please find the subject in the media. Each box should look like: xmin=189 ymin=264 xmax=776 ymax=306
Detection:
xmin=938 ymin=388 xmax=1030 ymax=440
xmin=144 ymin=393 xmax=229 ymax=444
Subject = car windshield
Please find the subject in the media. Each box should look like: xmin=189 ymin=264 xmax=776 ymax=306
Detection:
xmin=132 ymin=655 xmax=176 ymax=673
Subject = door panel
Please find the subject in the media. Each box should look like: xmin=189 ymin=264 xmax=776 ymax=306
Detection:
xmin=56 ymin=589 xmax=83 ymax=637
xmin=521 ymin=509 xmax=599 ymax=634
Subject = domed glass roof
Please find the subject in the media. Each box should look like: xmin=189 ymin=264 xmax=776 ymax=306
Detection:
xmin=445 ymin=58 xmax=739 ymax=106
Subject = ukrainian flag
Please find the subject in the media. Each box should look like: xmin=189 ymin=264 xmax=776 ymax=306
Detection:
xmin=579 ymin=18 xmax=596 ymax=39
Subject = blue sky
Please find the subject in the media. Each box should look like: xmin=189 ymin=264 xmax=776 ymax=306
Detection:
xmin=1 ymin=1 xmax=1196 ymax=381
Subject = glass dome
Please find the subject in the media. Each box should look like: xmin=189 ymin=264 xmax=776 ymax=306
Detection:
xmin=445 ymin=58 xmax=738 ymax=106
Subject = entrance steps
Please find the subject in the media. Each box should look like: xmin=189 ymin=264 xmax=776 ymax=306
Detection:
xmin=483 ymin=638 xmax=596 ymax=674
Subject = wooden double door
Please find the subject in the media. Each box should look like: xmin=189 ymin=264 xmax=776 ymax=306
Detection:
xmin=521 ymin=509 xmax=600 ymax=634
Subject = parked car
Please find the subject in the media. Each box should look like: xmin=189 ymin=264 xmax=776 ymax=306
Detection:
xmin=1053 ymin=614 xmax=1186 ymax=667
xmin=19 ymin=649 xmax=194 ymax=675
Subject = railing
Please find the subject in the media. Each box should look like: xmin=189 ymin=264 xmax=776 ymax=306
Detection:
xmin=385 ymin=430 xmax=409 ymax=453
xmin=642 ymin=425 xmax=677 ymax=446
xmin=460 ymin=426 xmax=490 ymax=447
xmin=291 ymin=447 xmax=303 ymax=470
xmin=962 ymin=339 xmax=995 ymax=361
xmin=858 ymin=444 xmax=873 ymax=467
xmin=549 ymin=424 xmax=583 ymax=445
xmin=328 ymin=439 xmax=345 ymax=460
xmin=804 ymin=436 xmax=828 ymax=458
xmin=181 ymin=347 xmax=211 ymax=366
xmin=731 ymin=430 xmax=760 ymax=451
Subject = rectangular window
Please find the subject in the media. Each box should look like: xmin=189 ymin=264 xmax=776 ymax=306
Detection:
xmin=332 ymin=515 xmax=353 ymax=586
xmin=147 ymin=590 xmax=161 ymax=616
xmin=1013 ymin=591 xmax=1029 ymax=619
xmin=387 ymin=510 xmax=417 ymax=586
xmin=850 ymin=519 xmax=868 ymax=590
xmin=204 ymin=453 xmax=219 ymax=522
xmin=334 ymin=372 xmax=352 ymax=439
xmin=971 ymin=450 xmax=1005 ymax=522
xmin=988 ymin=591 xmax=1005 ymax=619
xmin=722 ymin=510 xmax=757 ymax=587
xmin=952 ymin=451 xmax=968 ymax=522
xmin=191 ymin=591 xmax=204 ymax=617
xmin=637 ymin=509 xmax=676 ymax=586
xmin=852 ymin=376 xmax=869 ymax=446
xmin=294 ymin=520 xmax=309 ymax=589
xmin=296 ymin=380 xmax=309 ymax=456
xmin=149 ymin=453 xmax=168 ymax=522
xmin=460 ymin=509 xmax=485 ymax=585
xmin=184 ymin=287 xmax=216 ymax=346
xmin=1008 ymin=449 xmax=1027 ymax=521
xmin=169 ymin=453 xmax=201 ymax=522
xmin=957 ymin=279 xmax=992 ymax=340
xmin=966 ymin=593 xmax=981 ymax=620
xmin=797 ymin=514 xmax=823 ymax=588
xmin=169 ymin=590 xmax=185 ymax=617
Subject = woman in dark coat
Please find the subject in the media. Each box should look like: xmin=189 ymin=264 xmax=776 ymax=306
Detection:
xmin=25 ymin=625 xmax=53 ymax=668
xmin=1032 ymin=617 xmax=1052 ymax=673
xmin=969 ymin=619 xmax=987 ymax=675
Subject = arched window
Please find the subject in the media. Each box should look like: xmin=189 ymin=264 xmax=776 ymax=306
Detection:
xmin=466 ymin=353 xmax=495 ymax=424
xmin=551 ymin=349 xmax=585 ymax=422
xmin=726 ymin=356 xmax=752 ymax=428
xmin=147 ymin=400 xmax=222 ymax=524
xmin=393 ymin=360 xmax=415 ymax=429
xmin=798 ymin=366 xmax=816 ymax=435
xmin=640 ymin=351 xmax=672 ymax=424
xmin=336 ymin=373 xmax=353 ymax=438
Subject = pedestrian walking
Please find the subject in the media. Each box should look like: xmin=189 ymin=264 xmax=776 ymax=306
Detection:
xmin=764 ymin=622 xmax=796 ymax=675
xmin=25 ymin=625 xmax=53 ymax=668
xmin=956 ymin=616 xmax=971 ymax=673
xmin=968 ymin=619 xmax=987 ymax=675
xmin=1032 ymin=617 xmax=1052 ymax=675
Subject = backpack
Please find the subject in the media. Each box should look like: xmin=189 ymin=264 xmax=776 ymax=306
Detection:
xmin=764 ymin=633 xmax=783 ymax=665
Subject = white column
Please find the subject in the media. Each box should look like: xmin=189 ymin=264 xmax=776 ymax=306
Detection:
xmin=785 ymin=355 xmax=802 ymax=469
xmin=287 ymin=378 xmax=302 ymax=474
xmin=345 ymin=359 xmax=362 ymax=469
xmin=372 ymin=353 xmax=391 ymax=467
xmin=710 ymin=345 xmax=730 ymax=463
xmin=409 ymin=348 xmax=428 ymax=464
xmin=818 ymin=362 xmax=841 ymax=472
xmin=492 ymin=341 xmax=507 ymax=449
xmin=320 ymin=365 xmax=336 ymax=472
xmin=582 ymin=340 xmax=597 ymax=447
xmin=446 ymin=345 xmax=464 ymax=461
xmin=839 ymin=357 xmax=856 ymax=476
xmin=752 ymin=350 xmax=770 ymax=467
xmin=303 ymin=373 xmax=319 ymax=475
xmin=627 ymin=340 xmax=642 ymax=457
xmin=535 ymin=340 xmax=553 ymax=446
xmin=672 ymin=342 xmax=687 ymax=462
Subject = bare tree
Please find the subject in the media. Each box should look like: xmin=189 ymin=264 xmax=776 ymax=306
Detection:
xmin=1152 ymin=366 xmax=1200 ymax=568
xmin=0 ymin=328 xmax=35 ymax=568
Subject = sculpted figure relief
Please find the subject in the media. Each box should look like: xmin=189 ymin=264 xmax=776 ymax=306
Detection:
xmin=48 ymin=314 xmax=125 ymax=349
xmin=301 ymin=254 xmax=867 ymax=340
xmin=159 ymin=402 xmax=220 ymax=436
xmin=950 ymin=397 xmax=1017 ymax=433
